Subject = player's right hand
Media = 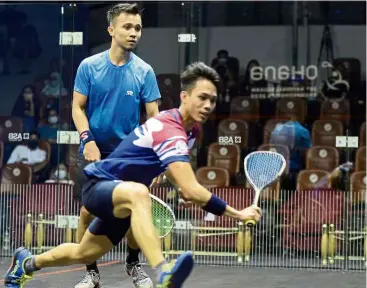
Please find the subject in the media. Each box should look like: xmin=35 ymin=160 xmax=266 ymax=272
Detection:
xmin=238 ymin=206 xmax=262 ymax=223
xmin=83 ymin=141 xmax=101 ymax=162
xmin=178 ymin=198 xmax=193 ymax=208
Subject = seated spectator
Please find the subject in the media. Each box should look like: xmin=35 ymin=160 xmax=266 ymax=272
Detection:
xmin=238 ymin=59 xmax=268 ymax=96
xmin=41 ymin=71 xmax=68 ymax=99
xmin=211 ymin=49 xmax=239 ymax=91
xmin=7 ymin=130 xmax=46 ymax=166
xmin=313 ymin=162 xmax=353 ymax=191
xmin=45 ymin=163 xmax=74 ymax=185
xmin=49 ymin=57 xmax=68 ymax=84
xmin=11 ymin=85 xmax=40 ymax=133
xmin=38 ymin=108 xmax=64 ymax=144
xmin=269 ymin=114 xmax=311 ymax=173
xmin=39 ymin=96 xmax=59 ymax=123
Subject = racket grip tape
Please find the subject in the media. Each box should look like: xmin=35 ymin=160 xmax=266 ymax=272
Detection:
xmin=245 ymin=219 xmax=256 ymax=227
xmin=245 ymin=204 xmax=259 ymax=227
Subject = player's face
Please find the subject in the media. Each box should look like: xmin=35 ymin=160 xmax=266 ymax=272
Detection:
xmin=184 ymin=79 xmax=217 ymax=123
xmin=108 ymin=12 xmax=142 ymax=51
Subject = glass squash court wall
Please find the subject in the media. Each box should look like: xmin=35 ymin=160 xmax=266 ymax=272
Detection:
xmin=0 ymin=2 xmax=365 ymax=271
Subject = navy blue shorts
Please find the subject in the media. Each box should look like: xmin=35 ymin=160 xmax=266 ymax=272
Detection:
xmin=74 ymin=153 xmax=110 ymax=203
xmin=82 ymin=177 xmax=131 ymax=246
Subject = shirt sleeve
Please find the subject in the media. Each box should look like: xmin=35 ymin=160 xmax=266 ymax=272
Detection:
xmin=7 ymin=146 xmax=21 ymax=164
xmin=33 ymin=149 xmax=46 ymax=164
xmin=140 ymin=67 xmax=161 ymax=103
xmin=187 ymin=124 xmax=200 ymax=149
xmin=151 ymin=119 xmax=190 ymax=168
xmin=302 ymin=128 xmax=312 ymax=148
xmin=74 ymin=60 xmax=90 ymax=97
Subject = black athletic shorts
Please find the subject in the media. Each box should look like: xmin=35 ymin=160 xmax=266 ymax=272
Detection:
xmin=82 ymin=177 xmax=131 ymax=246
xmin=73 ymin=152 xmax=110 ymax=203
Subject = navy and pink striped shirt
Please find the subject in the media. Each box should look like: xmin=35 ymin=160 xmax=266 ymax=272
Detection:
xmin=84 ymin=109 xmax=199 ymax=187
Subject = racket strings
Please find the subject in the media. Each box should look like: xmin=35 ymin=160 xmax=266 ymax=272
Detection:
xmin=245 ymin=152 xmax=285 ymax=191
xmin=151 ymin=198 xmax=175 ymax=238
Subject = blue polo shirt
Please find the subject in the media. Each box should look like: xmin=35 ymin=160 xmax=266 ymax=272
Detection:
xmin=74 ymin=50 xmax=161 ymax=154
xmin=270 ymin=121 xmax=312 ymax=171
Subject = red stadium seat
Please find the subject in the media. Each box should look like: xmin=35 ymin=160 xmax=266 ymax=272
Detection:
xmin=207 ymin=143 xmax=241 ymax=176
xmin=196 ymin=167 xmax=230 ymax=188
xmin=320 ymin=99 xmax=350 ymax=126
xmin=217 ymin=118 xmax=249 ymax=149
xmin=230 ymin=97 xmax=259 ymax=123
xmin=355 ymin=146 xmax=366 ymax=172
xmin=276 ymin=98 xmax=307 ymax=124
xmin=1 ymin=163 xmax=32 ymax=186
xmin=350 ymin=171 xmax=366 ymax=205
xmin=296 ymin=169 xmax=331 ymax=190
xmin=306 ymin=146 xmax=339 ymax=171
xmin=0 ymin=117 xmax=23 ymax=142
xmin=311 ymin=120 xmax=343 ymax=147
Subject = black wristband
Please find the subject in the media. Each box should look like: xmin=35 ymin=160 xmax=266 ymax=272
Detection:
xmin=202 ymin=195 xmax=227 ymax=216
xmin=80 ymin=130 xmax=95 ymax=145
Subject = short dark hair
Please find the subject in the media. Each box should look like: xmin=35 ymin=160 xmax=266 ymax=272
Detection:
xmin=107 ymin=3 xmax=141 ymax=25
xmin=181 ymin=62 xmax=220 ymax=92
xmin=217 ymin=49 xmax=228 ymax=58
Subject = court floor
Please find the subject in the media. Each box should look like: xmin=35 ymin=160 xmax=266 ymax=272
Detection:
xmin=0 ymin=258 xmax=365 ymax=288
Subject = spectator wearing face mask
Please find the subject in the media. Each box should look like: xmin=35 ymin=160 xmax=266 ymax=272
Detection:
xmin=38 ymin=108 xmax=60 ymax=143
xmin=7 ymin=131 xmax=46 ymax=165
xmin=41 ymin=72 xmax=68 ymax=99
xmin=11 ymin=85 xmax=40 ymax=133
xmin=45 ymin=163 xmax=74 ymax=185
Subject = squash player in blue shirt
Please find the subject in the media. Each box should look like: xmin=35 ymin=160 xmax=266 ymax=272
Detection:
xmin=72 ymin=4 xmax=160 ymax=288
xmin=4 ymin=61 xmax=262 ymax=288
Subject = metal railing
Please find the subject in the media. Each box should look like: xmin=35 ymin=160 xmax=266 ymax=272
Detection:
xmin=0 ymin=184 xmax=365 ymax=271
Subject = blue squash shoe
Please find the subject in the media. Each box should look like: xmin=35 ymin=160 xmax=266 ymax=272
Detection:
xmin=4 ymin=247 xmax=34 ymax=287
xmin=157 ymin=251 xmax=194 ymax=288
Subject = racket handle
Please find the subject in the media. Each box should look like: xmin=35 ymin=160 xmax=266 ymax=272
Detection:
xmin=245 ymin=219 xmax=256 ymax=227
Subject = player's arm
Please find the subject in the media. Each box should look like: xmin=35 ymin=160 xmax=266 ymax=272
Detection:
xmin=164 ymin=169 xmax=178 ymax=187
xmin=72 ymin=91 xmax=100 ymax=161
xmin=167 ymin=161 xmax=262 ymax=222
xmin=72 ymin=91 xmax=90 ymax=134
xmin=144 ymin=101 xmax=159 ymax=119
xmin=73 ymin=60 xmax=91 ymax=134
xmin=72 ymin=60 xmax=100 ymax=161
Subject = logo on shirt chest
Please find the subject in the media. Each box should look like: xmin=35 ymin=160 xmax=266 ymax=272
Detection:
xmin=126 ymin=90 xmax=134 ymax=96
xmin=175 ymin=140 xmax=189 ymax=154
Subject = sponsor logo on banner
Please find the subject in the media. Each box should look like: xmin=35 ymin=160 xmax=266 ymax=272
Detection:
xmin=249 ymin=61 xmax=349 ymax=101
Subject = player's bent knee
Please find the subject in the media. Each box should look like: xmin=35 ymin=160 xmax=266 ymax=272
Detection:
xmin=130 ymin=183 xmax=150 ymax=202
xmin=113 ymin=182 xmax=150 ymax=205
xmin=112 ymin=182 xmax=150 ymax=218
xmin=80 ymin=206 xmax=92 ymax=220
